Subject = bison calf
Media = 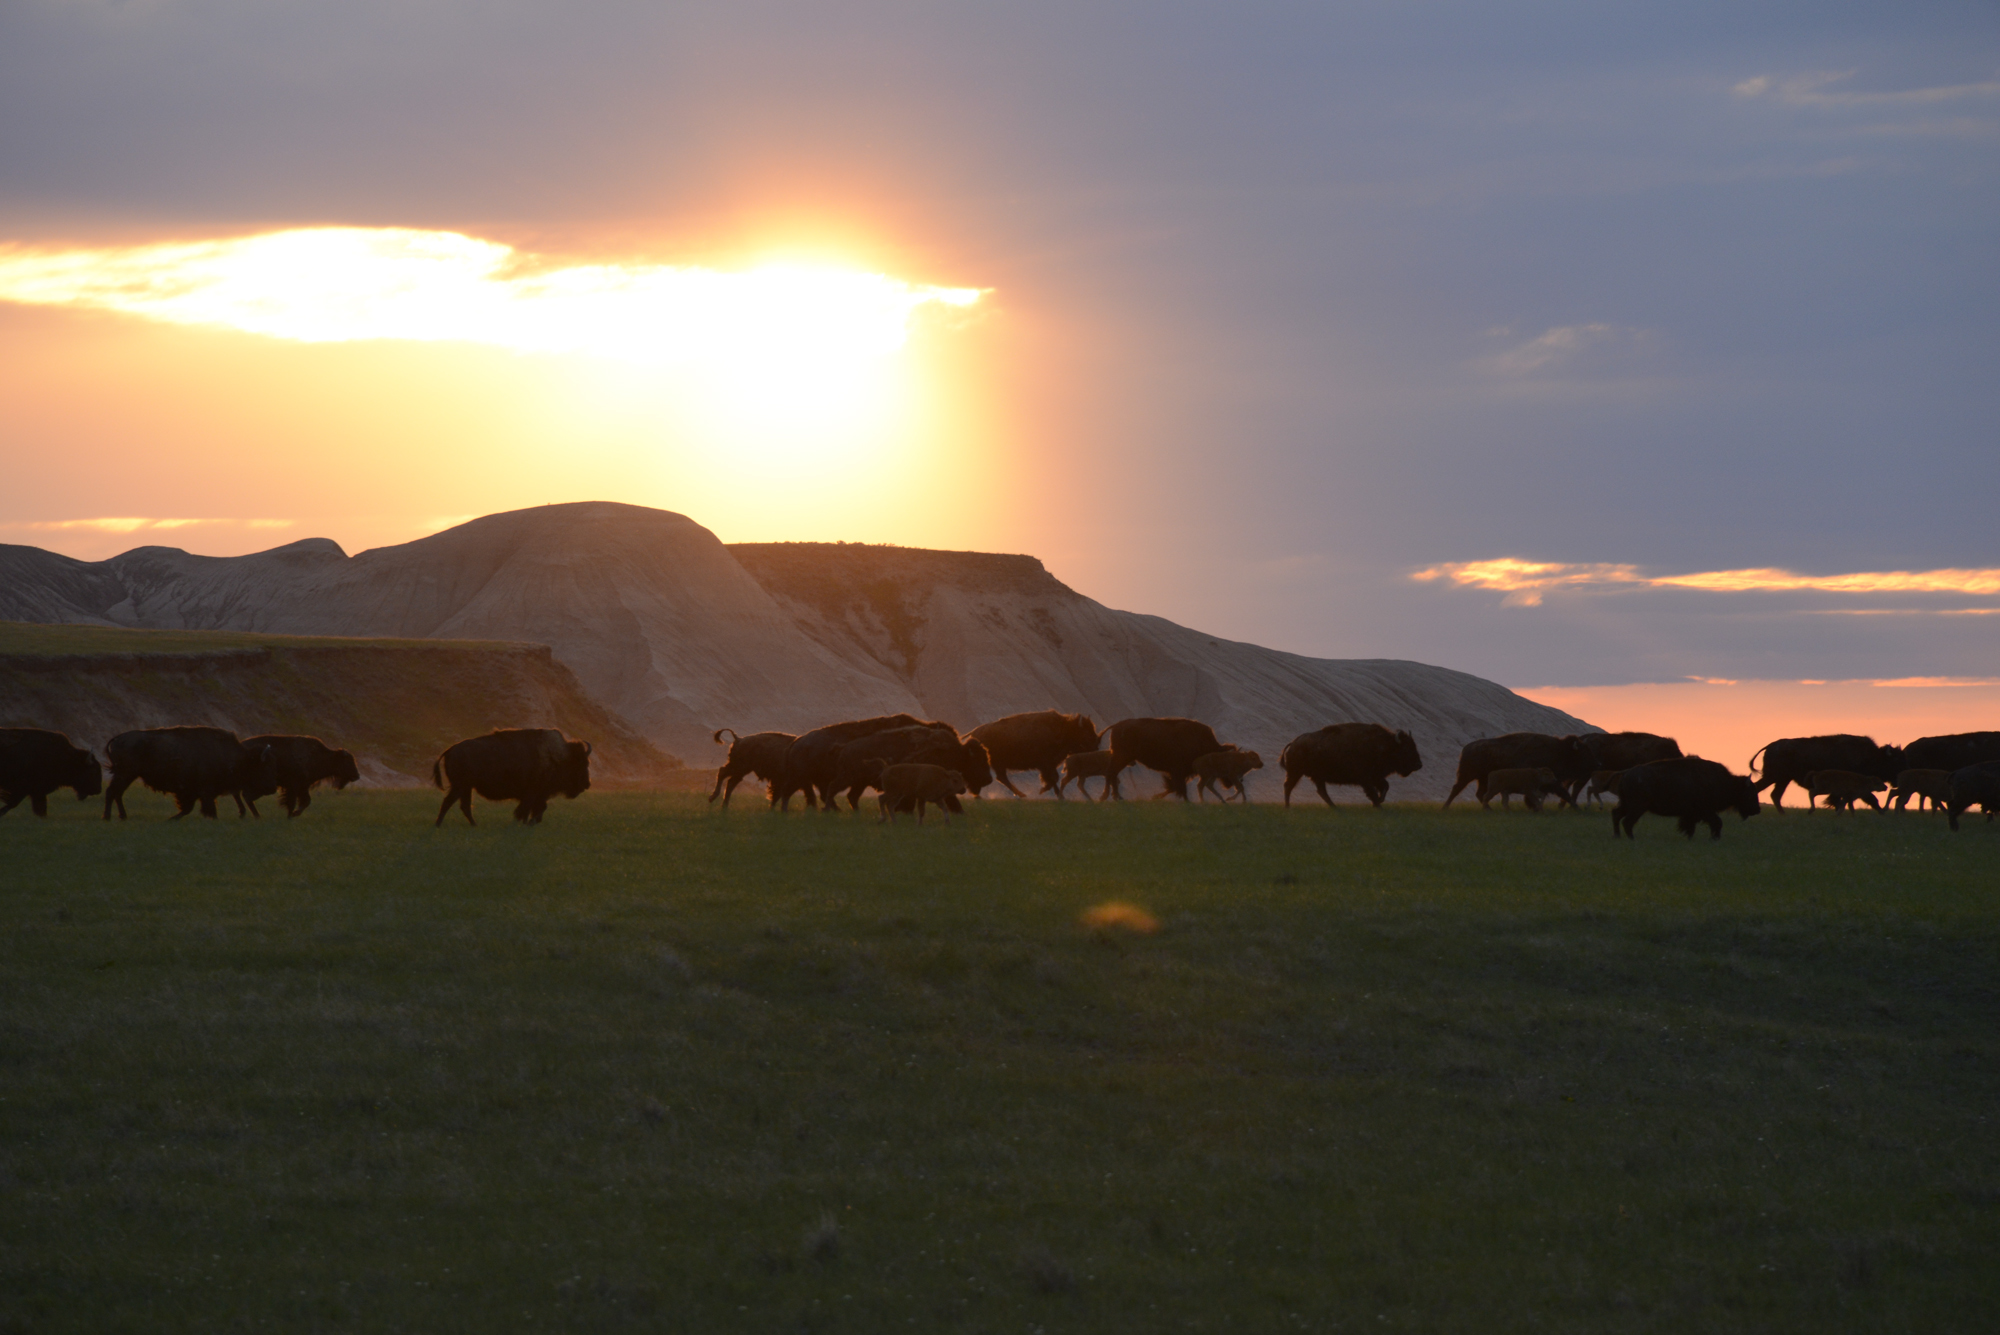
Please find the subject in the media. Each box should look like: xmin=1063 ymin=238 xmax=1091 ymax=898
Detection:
xmin=1193 ymin=749 xmax=1264 ymax=803
xmin=1804 ymin=769 xmax=1887 ymax=812
xmin=1583 ymin=769 xmax=1624 ymax=807
xmin=876 ymin=763 xmax=969 ymax=826
xmin=1889 ymin=768 xmax=1953 ymax=812
xmin=1056 ymin=750 xmax=1131 ymax=801
xmin=1479 ymin=767 xmax=1558 ymax=812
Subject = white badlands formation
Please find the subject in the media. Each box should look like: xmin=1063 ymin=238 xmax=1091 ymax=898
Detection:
xmin=0 ymin=502 xmax=1591 ymax=799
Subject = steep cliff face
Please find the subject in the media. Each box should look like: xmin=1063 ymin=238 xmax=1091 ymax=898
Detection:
xmin=0 ymin=624 xmax=679 ymax=786
xmin=1 ymin=503 xmax=1592 ymax=799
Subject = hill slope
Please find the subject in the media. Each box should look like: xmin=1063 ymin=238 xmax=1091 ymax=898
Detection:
xmin=0 ymin=503 xmax=1590 ymax=798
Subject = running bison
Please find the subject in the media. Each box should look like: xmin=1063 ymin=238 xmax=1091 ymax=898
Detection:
xmin=708 ymin=728 xmax=797 ymax=808
xmin=830 ymin=726 xmax=991 ymax=811
xmin=1945 ymin=761 xmax=2000 ymax=832
xmin=1803 ymin=769 xmax=1887 ymax=812
xmin=0 ymin=728 xmax=101 ymax=818
xmin=1194 ymin=749 xmax=1263 ymax=803
xmin=237 ymin=734 xmax=360 ymax=817
xmin=1889 ymin=768 xmax=1953 ymax=812
xmin=774 ymin=714 xmax=947 ymax=811
xmin=1480 ymin=766 xmax=1557 ymax=812
xmin=1279 ymin=723 xmax=1422 ymax=808
xmin=1443 ymin=733 xmax=1594 ymax=810
xmin=1056 ymin=750 xmax=1132 ymax=801
xmin=1105 ymin=718 xmax=1232 ymax=802
xmin=103 ymin=726 xmax=277 ymax=821
xmin=433 ymin=728 xmax=591 ymax=826
xmin=969 ymin=711 xmax=1102 ymax=799
xmin=1750 ymin=735 xmax=1903 ymax=811
xmin=875 ymin=763 xmax=970 ymax=826
xmin=1612 ymin=757 xmax=1760 ymax=840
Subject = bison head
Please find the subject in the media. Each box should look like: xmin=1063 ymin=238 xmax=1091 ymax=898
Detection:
xmin=1730 ymin=776 xmax=1760 ymax=821
xmin=1872 ymin=743 xmax=1906 ymax=777
xmin=1391 ymin=729 xmax=1422 ymax=776
xmin=331 ymin=748 xmax=361 ymax=789
xmin=558 ymin=740 xmax=592 ymax=799
xmin=67 ymin=747 xmax=104 ymax=800
xmin=954 ymin=739 xmax=994 ymax=795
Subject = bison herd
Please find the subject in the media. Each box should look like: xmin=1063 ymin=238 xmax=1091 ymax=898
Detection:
xmin=2 ymin=713 xmax=1996 ymax=837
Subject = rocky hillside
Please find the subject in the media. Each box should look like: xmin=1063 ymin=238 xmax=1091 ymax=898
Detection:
xmin=0 ymin=623 xmax=680 ymax=787
xmin=0 ymin=502 xmax=1592 ymax=800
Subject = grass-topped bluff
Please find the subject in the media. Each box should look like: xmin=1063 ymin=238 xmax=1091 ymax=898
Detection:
xmin=0 ymin=621 xmax=678 ymax=785
xmin=1 ymin=790 xmax=1993 ymax=1332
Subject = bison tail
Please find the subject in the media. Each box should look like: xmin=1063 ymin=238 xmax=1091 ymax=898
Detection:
xmin=714 ymin=728 xmax=739 ymax=745
xmin=1747 ymin=743 xmax=1770 ymax=781
xmin=430 ymin=756 xmax=446 ymax=790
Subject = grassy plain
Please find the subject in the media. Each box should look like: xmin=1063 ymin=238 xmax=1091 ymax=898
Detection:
xmin=1 ymin=791 xmax=1994 ymax=1333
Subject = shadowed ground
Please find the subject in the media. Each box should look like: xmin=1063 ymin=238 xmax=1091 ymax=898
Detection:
xmin=1 ymin=793 xmax=1993 ymax=1331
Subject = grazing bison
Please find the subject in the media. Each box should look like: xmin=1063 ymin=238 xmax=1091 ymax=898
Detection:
xmin=1193 ymin=749 xmax=1264 ymax=803
xmin=1056 ymin=750 xmax=1132 ymax=801
xmin=432 ymin=728 xmax=591 ymax=826
xmin=708 ymin=728 xmax=797 ymax=808
xmin=236 ymin=734 xmax=360 ymax=817
xmin=1945 ymin=761 xmax=2000 ymax=832
xmin=1803 ymin=769 xmax=1887 ymax=812
xmin=1279 ymin=723 xmax=1422 ymax=809
xmin=0 ymin=728 xmax=102 ymax=818
xmin=875 ymin=763 xmax=969 ymax=825
xmin=1889 ymin=768 xmax=1953 ymax=812
xmin=774 ymin=714 xmax=946 ymax=811
xmin=1750 ymin=735 xmax=1903 ymax=811
xmin=1480 ymin=766 xmax=1557 ymax=811
xmin=1584 ymin=770 xmax=1624 ymax=806
xmin=830 ymin=726 xmax=991 ymax=811
xmin=103 ymin=727 xmax=277 ymax=821
xmin=1901 ymin=732 xmax=2000 ymax=776
xmin=1105 ymin=718 xmax=1230 ymax=802
xmin=1443 ymin=733 xmax=1594 ymax=810
xmin=1612 ymin=757 xmax=1760 ymax=840
xmin=969 ymin=711 xmax=1102 ymax=799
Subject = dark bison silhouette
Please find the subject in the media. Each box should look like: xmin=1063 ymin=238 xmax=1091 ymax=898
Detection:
xmin=708 ymin=728 xmax=796 ymax=808
xmin=875 ymin=763 xmax=969 ymax=826
xmin=968 ymin=711 xmax=1102 ymax=799
xmin=830 ymin=726 xmax=991 ymax=811
xmin=1443 ymin=733 xmax=1594 ymax=810
xmin=1749 ymin=735 xmax=1903 ymax=811
xmin=1946 ymin=761 xmax=2000 ymax=832
xmin=1104 ymin=718 xmax=1230 ymax=802
xmin=1279 ymin=723 xmax=1422 ymax=808
xmin=774 ymin=714 xmax=947 ymax=811
xmin=1898 ymin=733 xmax=2000 ymax=805
xmin=0 ymin=728 xmax=102 ymax=818
xmin=103 ymin=726 xmax=277 ymax=821
xmin=1575 ymin=732 xmax=1681 ymax=799
xmin=433 ymin=728 xmax=591 ymax=826
xmin=237 ymin=734 xmax=360 ymax=817
xmin=1612 ymin=757 xmax=1760 ymax=840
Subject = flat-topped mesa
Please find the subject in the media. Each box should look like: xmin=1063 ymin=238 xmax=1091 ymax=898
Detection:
xmin=728 ymin=542 xmax=1075 ymax=604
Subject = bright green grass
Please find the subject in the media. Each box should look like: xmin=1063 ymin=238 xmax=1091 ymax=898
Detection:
xmin=1 ymin=792 xmax=1994 ymax=1333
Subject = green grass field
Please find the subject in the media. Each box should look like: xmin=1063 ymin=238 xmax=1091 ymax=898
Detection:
xmin=2 ymin=791 xmax=1994 ymax=1332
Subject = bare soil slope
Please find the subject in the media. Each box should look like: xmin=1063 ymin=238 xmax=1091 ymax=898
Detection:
xmin=2 ymin=503 xmax=1590 ymax=798
xmin=0 ymin=623 xmax=679 ymax=786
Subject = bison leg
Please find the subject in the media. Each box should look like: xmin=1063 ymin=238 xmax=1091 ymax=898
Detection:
xmin=1442 ymin=776 xmax=1476 ymax=810
xmin=234 ymin=792 xmax=260 ymax=818
xmin=1764 ymin=778 xmax=1790 ymax=810
xmin=991 ymin=768 xmax=1031 ymax=799
xmin=104 ymin=774 xmax=136 ymax=821
xmin=1281 ymin=772 xmax=1298 ymax=807
xmin=30 ymin=792 xmax=49 ymax=817
xmin=1311 ymin=779 xmax=1337 ymax=809
xmin=292 ymin=789 xmax=312 ymax=816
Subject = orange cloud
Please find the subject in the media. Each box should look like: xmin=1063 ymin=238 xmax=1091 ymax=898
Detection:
xmin=1413 ymin=557 xmax=2000 ymax=606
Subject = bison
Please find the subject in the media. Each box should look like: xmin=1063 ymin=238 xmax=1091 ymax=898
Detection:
xmin=1612 ymin=757 xmax=1760 ymax=840
xmin=968 ymin=711 xmax=1102 ymax=799
xmin=1443 ymin=733 xmax=1594 ymax=810
xmin=1278 ymin=723 xmax=1422 ymax=809
xmin=1749 ymin=735 xmax=1903 ymax=811
xmin=1055 ymin=749 xmax=1132 ymax=801
xmin=432 ymin=728 xmax=591 ymax=826
xmin=236 ymin=734 xmax=360 ymax=817
xmin=1945 ymin=761 xmax=2000 ymax=832
xmin=708 ymin=728 xmax=797 ymax=808
xmin=1573 ymin=733 xmax=1680 ymax=801
xmin=0 ymin=728 xmax=102 ymax=818
xmin=773 ymin=714 xmax=947 ymax=811
xmin=1901 ymin=732 xmax=2000 ymax=776
xmin=1889 ymin=768 xmax=1954 ymax=812
xmin=1193 ymin=749 xmax=1263 ymax=803
xmin=1105 ymin=718 xmax=1230 ymax=802
xmin=103 ymin=727 xmax=277 ymax=821
xmin=875 ymin=763 xmax=969 ymax=825
xmin=1803 ymin=769 xmax=1887 ymax=812
xmin=1479 ymin=766 xmax=1557 ymax=812
xmin=830 ymin=726 xmax=991 ymax=811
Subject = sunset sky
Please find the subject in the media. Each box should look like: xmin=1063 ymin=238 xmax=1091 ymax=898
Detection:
xmin=3 ymin=1 xmax=1995 ymax=762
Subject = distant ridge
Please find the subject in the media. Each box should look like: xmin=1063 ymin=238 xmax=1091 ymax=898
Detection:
xmin=0 ymin=502 xmax=1593 ymax=798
